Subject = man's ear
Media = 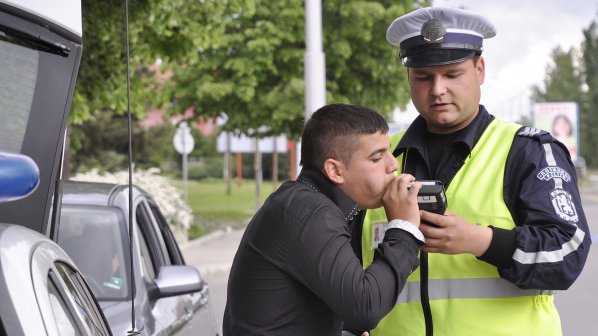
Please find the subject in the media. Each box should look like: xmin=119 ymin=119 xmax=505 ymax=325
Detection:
xmin=322 ymin=158 xmax=345 ymax=185
xmin=476 ymin=56 xmax=486 ymax=84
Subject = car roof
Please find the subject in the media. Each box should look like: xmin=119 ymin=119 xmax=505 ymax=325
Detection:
xmin=61 ymin=180 xmax=149 ymax=208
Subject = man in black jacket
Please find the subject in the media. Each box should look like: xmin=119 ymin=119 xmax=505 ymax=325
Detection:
xmin=223 ymin=103 xmax=425 ymax=335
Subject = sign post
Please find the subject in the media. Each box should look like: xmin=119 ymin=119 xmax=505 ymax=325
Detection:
xmin=173 ymin=122 xmax=194 ymax=201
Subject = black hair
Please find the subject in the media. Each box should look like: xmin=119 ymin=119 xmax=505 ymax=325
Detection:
xmin=300 ymin=103 xmax=389 ymax=170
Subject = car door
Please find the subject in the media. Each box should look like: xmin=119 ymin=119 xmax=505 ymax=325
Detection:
xmin=146 ymin=202 xmax=218 ymax=335
xmin=135 ymin=199 xmax=198 ymax=335
xmin=31 ymin=240 xmax=112 ymax=336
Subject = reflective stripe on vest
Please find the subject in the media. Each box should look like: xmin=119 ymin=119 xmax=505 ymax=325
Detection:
xmin=396 ymin=278 xmax=555 ymax=303
xmin=363 ymin=119 xmax=562 ymax=336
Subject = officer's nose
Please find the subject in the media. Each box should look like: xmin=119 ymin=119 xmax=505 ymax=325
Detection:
xmin=431 ymin=76 xmax=447 ymax=97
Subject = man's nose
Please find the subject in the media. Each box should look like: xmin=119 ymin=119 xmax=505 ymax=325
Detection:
xmin=431 ymin=76 xmax=447 ymax=96
xmin=386 ymin=152 xmax=399 ymax=173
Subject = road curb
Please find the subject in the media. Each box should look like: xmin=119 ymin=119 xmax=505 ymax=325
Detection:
xmin=181 ymin=226 xmax=234 ymax=250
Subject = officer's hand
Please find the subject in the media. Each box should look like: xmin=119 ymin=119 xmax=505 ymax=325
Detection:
xmin=419 ymin=210 xmax=492 ymax=256
xmin=382 ymin=174 xmax=421 ymax=227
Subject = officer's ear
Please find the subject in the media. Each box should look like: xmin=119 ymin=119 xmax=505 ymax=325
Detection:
xmin=323 ymin=158 xmax=345 ymax=185
xmin=475 ymin=56 xmax=485 ymax=84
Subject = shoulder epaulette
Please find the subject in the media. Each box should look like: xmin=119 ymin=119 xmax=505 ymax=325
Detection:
xmin=516 ymin=126 xmax=552 ymax=143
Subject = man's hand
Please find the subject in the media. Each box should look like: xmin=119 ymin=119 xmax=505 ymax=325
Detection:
xmin=419 ymin=210 xmax=492 ymax=256
xmin=382 ymin=174 xmax=421 ymax=227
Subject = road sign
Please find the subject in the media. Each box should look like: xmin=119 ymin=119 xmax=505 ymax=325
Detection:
xmin=173 ymin=122 xmax=195 ymax=155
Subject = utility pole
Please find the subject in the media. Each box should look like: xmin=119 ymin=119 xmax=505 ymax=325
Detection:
xmin=300 ymin=0 xmax=326 ymax=175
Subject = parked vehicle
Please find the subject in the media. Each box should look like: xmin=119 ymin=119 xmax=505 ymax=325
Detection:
xmin=57 ymin=180 xmax=220 ymax=336
xmin=0 ymin=221 xmax=112 ymax=336
xmin=1 ymin=1 xmax=216 ymax=335
xmin=0 ymin=153 xmax=112 ymax=336
xmin=0 ymin=1 xmax=113 ymax=335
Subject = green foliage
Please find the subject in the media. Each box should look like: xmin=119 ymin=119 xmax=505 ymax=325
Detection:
xmin=72 ymin=0 xmax=428 ymax=171
xmin=182 ymin=178 xmax=275 ymax=219
xmin=531 ymin=47 xmax=584 ymax=103
xmin=187 ymin=156 xmax=224 ymax=180
xmin=581 ymin=21 xmax=598 ymax=168
xmin=68 ymin=114 xmax=134 ymax=173
xmin=166 ymin=0 xmax=425 ymax=139
xmin=138 ymin=123 xmax=178 ymax=170
xmin=533 ymin=20 xmax=598 ymax=168
xmin=532 ymin=21 xmax=598 ymax=167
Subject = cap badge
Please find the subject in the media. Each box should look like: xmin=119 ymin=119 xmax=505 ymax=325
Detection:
xmin=421 ymin=19 xmax=446 ymax=43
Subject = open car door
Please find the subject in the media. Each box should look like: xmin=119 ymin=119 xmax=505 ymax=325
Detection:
xmin=0 ymin=0 xmax=82 ymax=234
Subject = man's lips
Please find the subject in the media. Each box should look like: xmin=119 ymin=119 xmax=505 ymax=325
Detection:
xmin=430 ymin=102 xmax=451 ymax=110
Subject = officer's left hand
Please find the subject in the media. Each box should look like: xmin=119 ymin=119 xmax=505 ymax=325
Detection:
xmin=419 ymin=210 xmax=492 ymax=256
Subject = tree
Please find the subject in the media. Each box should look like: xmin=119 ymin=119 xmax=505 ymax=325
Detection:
xmin=73 ymin=0 xmax=231 ymax=123
xmin=581 ymin=21 xmax=598 ymax=168
xmin=70 ymin=0 xmax=428 ymax=172
xmin=530 ymin=47 xmax=584 ymax=103
xmin=167 ymin=0 xmax=426 ymax=139
xmin=69 ymin=0 xmax=234 ymax=173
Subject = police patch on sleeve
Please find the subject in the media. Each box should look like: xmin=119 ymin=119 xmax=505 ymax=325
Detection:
xmin=550 ymin=189 xmax=579 ymax=222
xmin=537 ymin=166 xmax=572 ymax=183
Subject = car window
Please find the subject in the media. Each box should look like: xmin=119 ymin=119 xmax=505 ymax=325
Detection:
xmin=54 ymin=262 xmax=111 ymax=336
xmin=57 ymin=205 xmax=130 ymax=300
xmin=148 ymin=202 xmax=185 ymax=265
xmin=136 ymin=202 xmax=169 ymax=268
xmin=136 ymin=225 xmax=156 ymax=279
xmin=47 ymin=275 xmax=78 ymax=336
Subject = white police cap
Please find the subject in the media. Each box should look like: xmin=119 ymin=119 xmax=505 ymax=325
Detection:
xmin=387 ymin=7 xmax=496 ymax=67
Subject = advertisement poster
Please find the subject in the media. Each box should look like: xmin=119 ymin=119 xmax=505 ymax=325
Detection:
xmin=532 ymin=102 xmax=578 ymax=161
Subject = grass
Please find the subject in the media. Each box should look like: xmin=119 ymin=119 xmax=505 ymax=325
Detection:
xmin=171 ymin=178 xmax=280 ymax=239
xmin=174 ymin=169 xmax=598 ymax=240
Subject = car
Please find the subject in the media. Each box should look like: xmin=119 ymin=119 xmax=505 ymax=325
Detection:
xmin=0 ymin=222 xmax=113 ymax=336
xmin=1 ymin=1 xmax=113 ymax=335
xmin=56 ymin=180 xmax=219 ymax=336
xmin=0 ymin=153 xmax=112 ymax=336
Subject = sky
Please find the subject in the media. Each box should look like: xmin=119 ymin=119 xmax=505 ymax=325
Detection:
xmin=393 ymin=0 xmax=598 ymax=125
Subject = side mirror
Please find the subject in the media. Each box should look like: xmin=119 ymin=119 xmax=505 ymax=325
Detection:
xmin=0 ymin=151 xmax=40 ymax=203
xmin=148 ymin=265 xmax=204 ymax=301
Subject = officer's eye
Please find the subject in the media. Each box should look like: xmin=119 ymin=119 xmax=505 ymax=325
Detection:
xmin=414 ymin=75 xmax=431 ymax=81
xmin=446 ymin=72 xmax=463 ymax=79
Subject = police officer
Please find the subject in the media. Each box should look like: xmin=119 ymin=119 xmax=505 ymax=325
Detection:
xmin=360 ymin=7 xmax=592 ymax=336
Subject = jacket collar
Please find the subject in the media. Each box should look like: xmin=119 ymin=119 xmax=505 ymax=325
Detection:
xmin=297 ymin=167 xmax=361 ymax=222
xmin=394 ymin=105 xmax=494 ymax=156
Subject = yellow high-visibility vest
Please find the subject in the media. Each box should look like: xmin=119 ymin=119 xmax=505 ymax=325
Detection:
xmin=362 ymin=119 xmax=561 ymax=336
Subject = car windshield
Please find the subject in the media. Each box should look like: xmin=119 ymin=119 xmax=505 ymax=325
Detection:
xmin=57 ymin=205 xmax=129 ymax=300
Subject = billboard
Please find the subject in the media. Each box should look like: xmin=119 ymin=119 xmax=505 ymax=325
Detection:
xmin=217 ymin=132 xmax=288 ymax=153
xmin=532 ymin=102 xmax=578 ymax=161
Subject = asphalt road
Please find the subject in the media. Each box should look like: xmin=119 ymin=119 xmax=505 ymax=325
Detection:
xmin=182 ymin=189 xmax=598 ymax=336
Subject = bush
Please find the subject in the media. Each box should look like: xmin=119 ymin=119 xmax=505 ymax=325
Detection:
xmin=70 ymin=168 xmax=192 ymax=244
xmin=187 ymin=156 xmax=224 ymax=180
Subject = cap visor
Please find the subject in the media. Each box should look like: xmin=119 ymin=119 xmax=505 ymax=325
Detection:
xmin=403 ymin=49 xmax=476 ymax=67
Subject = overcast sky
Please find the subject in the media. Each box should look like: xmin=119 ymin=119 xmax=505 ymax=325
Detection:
xmin=394 ymin=0 xmax=598 ymax=124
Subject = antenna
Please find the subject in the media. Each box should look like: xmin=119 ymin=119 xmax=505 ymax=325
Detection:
xmin=124 ymin=0 xmax=140 ymax=334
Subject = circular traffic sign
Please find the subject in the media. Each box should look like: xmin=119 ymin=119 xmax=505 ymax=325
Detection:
xmin=173 ymin=122 xmax=195 ymax=155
